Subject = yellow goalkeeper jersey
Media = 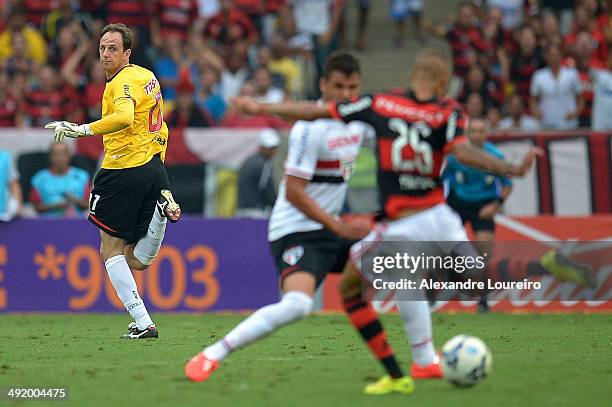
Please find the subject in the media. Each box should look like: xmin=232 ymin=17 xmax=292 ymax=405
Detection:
xmin=98 ymin=64 xmax=168 ymax=169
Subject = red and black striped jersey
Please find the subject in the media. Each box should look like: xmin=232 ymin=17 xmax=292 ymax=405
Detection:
xmin=156 ymin=0 xmax=199 ymax=40
xmin=0 ymin=95 xmax=18 ymax=127
xmin=511 ymin=48 xmax=545 ymax=106
xmin=445 ymin=24 xmax=487 ymax=78
xmin=24 ymin=0 xmax=57 ymax=27
xmin=329 ymin=92 xmax=467 ymax=218
xmin=105 ymin=0 xmax=152 ymax=28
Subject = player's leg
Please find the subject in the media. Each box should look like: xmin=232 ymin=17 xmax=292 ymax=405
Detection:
xmin=186 ymin=235 xmax=323 ymax=382
xmin=88 ymin=162 xmax=159 ymax=338
xmin=129 ymin=157 xmax=180 ymax=270
xmin=339 ymin=263 xmax=414 ymax=395
xmin=100 ymin=230 xmax=156 ymax=338
xmin=473 ymin=221 xmax=495 ymax=313
xmin=185 ymin=271 xmax=315 ymax=382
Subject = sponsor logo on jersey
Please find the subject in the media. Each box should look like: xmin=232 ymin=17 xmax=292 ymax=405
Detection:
xmin=374 ymin=97 xmax=446 ymax=124
xmin=143 ymin=76 xmax=159 ymax=96
xmin=294 ymin=126 xmax=309 ymax=165
xmin=338 ymin=97 xmax=372 ymax=117
xmin=123 ymin=84 xmax=131 ymax=98
xmin=154 ymin=136 xmax=166 ymax=146
xmin=282 ymin=246 xmax=304 ymax=266
xmin=328 ymin=134 xmax=361 ymax=150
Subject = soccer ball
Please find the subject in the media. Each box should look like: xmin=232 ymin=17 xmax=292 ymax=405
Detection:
xmin=441 ymin=334 xmax=492 ymax=387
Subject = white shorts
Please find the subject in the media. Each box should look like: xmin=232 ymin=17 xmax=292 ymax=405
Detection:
xmin=349 ymin=204 xmax=474 ymax=299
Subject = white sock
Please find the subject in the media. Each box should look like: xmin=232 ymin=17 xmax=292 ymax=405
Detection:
xmin=105 ymin=255 xmax=153 ymax=330
xmin=396 ymin=300 xmax=436 ymax=366
xmin=203 ymin=291 xmax=313 ymax=361
xmin=133 ymin=210 xmax=167 ymax=266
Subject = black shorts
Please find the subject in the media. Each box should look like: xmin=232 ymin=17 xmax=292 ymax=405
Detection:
xmin=270 ymin=228 xmax=356 ymax=288
xmin=88 ymin=155 xmax=170 ymax=244
xmin=447 ymin=195 xmax=495 ymax=232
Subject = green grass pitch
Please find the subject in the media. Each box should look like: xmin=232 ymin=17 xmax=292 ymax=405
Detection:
xmin=1 ymin=313 xmax=611 ymax=406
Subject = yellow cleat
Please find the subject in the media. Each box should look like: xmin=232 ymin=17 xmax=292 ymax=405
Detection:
xmin=540 ymin=250 xmax=596 ymax=288
xmin=363 ymin=375 xmax=415 ymax=395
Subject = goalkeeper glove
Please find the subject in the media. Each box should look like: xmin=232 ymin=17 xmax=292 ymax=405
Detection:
xmin=45 ymin=121 xmax=92 ymax=142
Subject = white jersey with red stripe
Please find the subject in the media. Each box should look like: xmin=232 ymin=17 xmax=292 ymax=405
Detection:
xmin=268 ymin=118 xmax=375 ymax=242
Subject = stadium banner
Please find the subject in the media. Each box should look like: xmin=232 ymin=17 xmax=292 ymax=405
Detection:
xmin=0 ymin=218 xmax=279 ymax=312
xmin=1 ymin=129 xmax=610 ymax=216
xmin=322 ymin=215 xmax=612 ymax=313
xmin=490 ymin=131 xmax=611 ymax=216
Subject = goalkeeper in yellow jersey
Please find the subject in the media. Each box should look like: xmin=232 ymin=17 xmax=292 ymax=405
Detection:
xmin=46 ymin=23 xmax=181 ymax=339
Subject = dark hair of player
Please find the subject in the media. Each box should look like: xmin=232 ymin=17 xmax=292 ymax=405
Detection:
xmin=324 ymin=51 xmax=360 ymax=79
xmin=101 ymin=23 xmax=133 ymax=51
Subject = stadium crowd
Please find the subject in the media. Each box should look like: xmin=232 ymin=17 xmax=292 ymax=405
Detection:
xmin=0 ymin=0 xmax=611 ymax=219
xmin=430 ymin=0 xmax=612 ymax=131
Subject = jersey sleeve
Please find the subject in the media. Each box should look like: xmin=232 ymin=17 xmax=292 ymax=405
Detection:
xmin=284 ymin=121 xmax=320 ymax=180
xmin=442 ymin=106 xmax=468 ymax=155
xmin=109 ymin=77 xmax=138 ymax=105
xmin=328 ymin=94 xmax=375 ymax=124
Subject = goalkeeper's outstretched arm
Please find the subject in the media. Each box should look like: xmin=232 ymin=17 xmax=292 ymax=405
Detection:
xmin=88 ymin=97 xmax=135 ymax=135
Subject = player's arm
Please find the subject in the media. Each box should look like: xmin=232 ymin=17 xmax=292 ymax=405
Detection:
xmin=46 ymin=89 xmax=135 ymax=141
xmin=232 ymin=97 xmax=331 ymax=121
xmin=285 ymin=176 xmax=367 ymax=240
xmin=451 ymin=142 xmax=543 ymax=178
xmin=479 ymin=184 xmax=512 ymax=219
xmin=88 ymin=97 xmax=135 ymax=134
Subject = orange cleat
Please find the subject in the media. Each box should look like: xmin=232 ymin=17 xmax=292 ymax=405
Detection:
xmin=185 ymin=352 xmax=219 ymax=382
xmin=411 ymin=354 xmax=443 ymax=379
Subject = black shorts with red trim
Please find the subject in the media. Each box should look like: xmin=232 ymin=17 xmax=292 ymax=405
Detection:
xmin=269 ymin=228 xmax=356 ymax=288
xmin=88 ymin=154 xmax=169 ymax=244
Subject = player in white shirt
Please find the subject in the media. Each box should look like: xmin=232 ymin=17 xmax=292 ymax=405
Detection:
xmin=185 ymin=52 xmax=408 ymax=384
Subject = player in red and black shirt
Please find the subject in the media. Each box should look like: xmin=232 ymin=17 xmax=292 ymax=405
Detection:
xmin=231 ymin=49 xmax=541 ymax=395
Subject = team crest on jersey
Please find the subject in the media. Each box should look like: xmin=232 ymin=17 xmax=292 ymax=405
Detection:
xmin=282 ymin=246 xmax=304 ymax=266
xmin=341 ymin=158 xmax=356 ymax=181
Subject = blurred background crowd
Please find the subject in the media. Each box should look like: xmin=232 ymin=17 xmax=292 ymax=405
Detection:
xmin=0 ymin=0 xmax=610 ymax=219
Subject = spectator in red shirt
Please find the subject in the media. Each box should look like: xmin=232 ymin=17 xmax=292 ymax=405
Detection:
xmin=23 ymin=65 xmax=75 ymax=127
xmin=204 ymin=0 xmax=258 ymax=52
xmin=511 ymin=25 xmax=545 ymax=107
xmin=234 ymin=0 xmax=286 ymax=42
xmin=566 ymin=31 xmax=606 ymax=127
xmin=426 ymin=1 xmax=487 ymax=79
xmin=24 ymin=0 xmax=58 ymax=27
xmin=153 ymin=0 xmax=198 ymax=42
xmin=0 ymin=71 xmax=22 ymax=127
xmin=564 ymin=5 xmax=608 ymax=65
